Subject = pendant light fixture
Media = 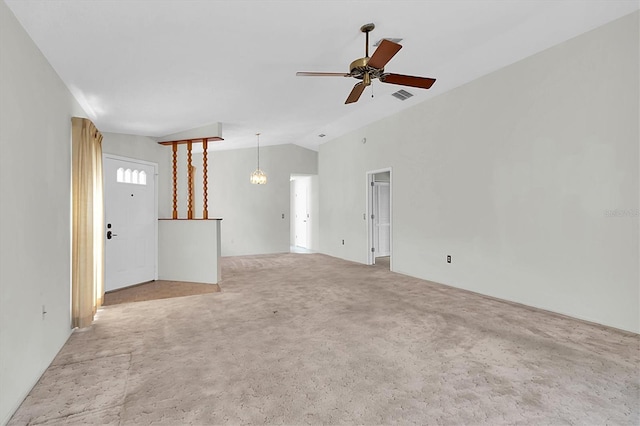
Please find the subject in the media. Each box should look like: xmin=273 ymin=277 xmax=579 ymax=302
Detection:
xmin=250 ymin=132 xmax=267 ymax=184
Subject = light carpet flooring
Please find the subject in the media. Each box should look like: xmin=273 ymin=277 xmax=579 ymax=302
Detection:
xmin=9 ymin=253 xmax=640 ymax=425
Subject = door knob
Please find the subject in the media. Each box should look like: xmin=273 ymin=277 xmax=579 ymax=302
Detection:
xmin=107 ymin=230 xmax=118 ymax=240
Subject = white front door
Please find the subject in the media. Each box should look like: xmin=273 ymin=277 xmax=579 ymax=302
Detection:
xmin=103 ymin=156 xmax=157 ymax=291
xmin=374 ymin=182 xmax=391 ymax=257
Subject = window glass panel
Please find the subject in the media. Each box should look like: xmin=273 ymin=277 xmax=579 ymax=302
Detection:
xmin=139 ymin=171 xmax=147 ymax=185
xmin=124 ymin=169 xmax=132 ymax=183
xmin=117 ymin=167 xmax=124 ymax=183
xmin=132 ymin=170 xmax=139 ymax=184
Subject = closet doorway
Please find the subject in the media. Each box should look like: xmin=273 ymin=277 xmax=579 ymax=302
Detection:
xmin=366 ymin=168 xmax=392 ymax=269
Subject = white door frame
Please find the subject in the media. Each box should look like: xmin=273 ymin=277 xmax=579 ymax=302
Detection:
xmin=103 ymin=153 xmax=159 ymax=282
xmin=366 ymin=167 xmax=392 ymax=268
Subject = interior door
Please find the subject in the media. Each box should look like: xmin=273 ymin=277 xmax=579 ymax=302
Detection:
xmin=103 ymin=156 xmax=157 ymax=291
xmin=294 ymin=179 xmax=309 ymax=248
xmin=374 ymin=182 xmax=390 ymax=257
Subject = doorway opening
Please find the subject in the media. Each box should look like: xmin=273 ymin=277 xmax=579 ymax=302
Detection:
xmin=290 ymin=174 xmax=318 ymax=253
xmin=367 ymin=168 xmax=392 ymax=269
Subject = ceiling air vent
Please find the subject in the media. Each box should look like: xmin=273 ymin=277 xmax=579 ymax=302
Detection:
xmin=391 ymin=89 xmax=413 ymax=101
xmin=373 ymin=38 xmax=403 ymax=47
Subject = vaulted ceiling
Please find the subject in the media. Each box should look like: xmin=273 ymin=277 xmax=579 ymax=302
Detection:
xmin=5 ymin=0 xmax=638 ymax=150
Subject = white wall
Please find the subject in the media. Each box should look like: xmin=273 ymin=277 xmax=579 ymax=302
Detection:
xmin=158 ymin=220 xmax=221 ymax=283
xmin=190 ymin=144 xmax=318 ymax=256
xmin=319 ymin=12 xmax=639 ymax=333
xmin=0 ymin=2 xmax=88 ymax=423
xmin=102 ymin=132 xmax=172 ymax=219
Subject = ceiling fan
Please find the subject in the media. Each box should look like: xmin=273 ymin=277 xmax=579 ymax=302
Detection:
xmin=296 ymin=23 xmax=436 ymax=104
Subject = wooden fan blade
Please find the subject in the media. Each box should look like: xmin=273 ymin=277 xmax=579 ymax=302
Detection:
xmin=296 ymin=72 xmax=351 ymax=77
xmin=345 ymin=82 xmax=366 ymax=104
xmin=380 ymin=73 xmax=436 ymax=89
xmin=367 ymin=39 xmax=402 ymax=69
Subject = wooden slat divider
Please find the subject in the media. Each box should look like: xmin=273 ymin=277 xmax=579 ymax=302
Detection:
xmin=202 ymin=140 xmax=208 ymax=219
xmin=172 ymin=143 xmax=178 ymax=219
xmin=161 ymin=137 xmax=218 ymax=220
xmin=187 ymin=141 xmax=193 ymax=219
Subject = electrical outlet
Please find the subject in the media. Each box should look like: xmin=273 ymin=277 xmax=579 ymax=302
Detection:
xmin=342 ymin=239 xmax=345 ymax=245
xmin=281 ymin=213 xmax=285 ymax=219
xmin=447 ymin=255 xmax=451 ymax=264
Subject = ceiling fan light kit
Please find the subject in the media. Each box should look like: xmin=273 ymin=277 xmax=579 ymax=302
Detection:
xmin=296 ymin=23 xmax=436 ymax=104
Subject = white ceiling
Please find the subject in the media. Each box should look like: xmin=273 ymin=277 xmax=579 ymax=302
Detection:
xmin=5 ymin=0 xmax=638 ymax=151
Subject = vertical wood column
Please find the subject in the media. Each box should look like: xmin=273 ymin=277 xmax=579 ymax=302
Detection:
xmin=187 ymin=141 xmax=193 ymax=219
xmin=172 ymin=143 xmax=178 ymax=219
xmin=202 ymin=139 xmax=209 ymax=219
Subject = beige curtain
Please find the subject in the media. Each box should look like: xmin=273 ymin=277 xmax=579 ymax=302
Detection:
xmin=71 ymin=117 xmax=104 ymax=328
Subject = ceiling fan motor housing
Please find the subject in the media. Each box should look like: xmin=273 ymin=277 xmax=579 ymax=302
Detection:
xmin=349 ymin=57 xmax=384 ymax=83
